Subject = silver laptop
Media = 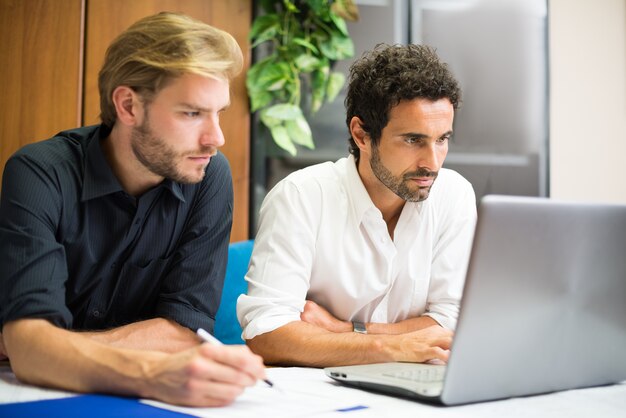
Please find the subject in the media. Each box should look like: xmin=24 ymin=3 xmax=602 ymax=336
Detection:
xmin=325 ymin=195 xmax=626 ymax=405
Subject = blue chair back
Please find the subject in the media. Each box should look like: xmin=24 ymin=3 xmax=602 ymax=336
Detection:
xmin=214 ymin=240 xmax=253 ymax=344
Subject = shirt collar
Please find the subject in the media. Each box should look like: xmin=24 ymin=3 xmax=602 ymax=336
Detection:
xmin=161 ymin=178 xmax=186 ymax=202
xmin=81 ymin=124 xmax=186 ymax=203
xmin=343 ymin=154 xmax=381 ymax=223
xmin=82 ymin=125 xmax=123 ymax=201
xmin=343 ymin=154 xmax=424 ymax=225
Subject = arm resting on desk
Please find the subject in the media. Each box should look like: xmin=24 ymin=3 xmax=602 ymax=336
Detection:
xmin=246 ymin=320 xmax=452 ymax=368
xmin=2 ymin=318 xmax=267 ymax=407
xmin=366 ymin=316 xmax=440 ymax=334
xmin=0 ymin=317 xmax=203 ymax=358
xmin=300 ymin=300 xmax=441 ymax=335
xmin=81 ymin=317 xmax=198 ymax=353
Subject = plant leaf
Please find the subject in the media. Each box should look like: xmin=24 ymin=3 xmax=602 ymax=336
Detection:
xmin=329 ymin=12 xmax=349 ymax=36
xmin=249 ymin=90 xmax=273 ymax=112
xmin=264 ymin=103 xmax=302 ymax=120
xmin=318 ymin=38 xmax=338 ymax=60
xmin=325 ymin=71 xmax=345 ymax=103
xmin=254 ymin=61 xmax=292 ymax=90
xmin=258 ymin=0 xmax=277 ymax=14
xmin=259 ymin=108 xmax=281 ymax=127
xmin=246 ymin=56 xmax=274 ymax=88
xmin=269 ymin=125 xmax=297 ymax=156
xmin=247 ymin=0 xmax=358 ymax=152
xmin=286 ymin=115 xmax=314 ymax=149
xmin=249 ymin=14 xmax=280 ymax=43
xmin=295 ymin=54 xmax=321 ymax=72
xmin=311 ymin=65 xmax=329 ymax=113
xmin=292 ymin=37 xmax=320 ymax=54
xmin=307 ymin=0 xmax=328 ymax=15
xmin=283 ymin=0 xmax=299 ymax=13
xmin=331 ymin=0 xmax=360 ymax=22
xmin=328 ymin=34 xmax=355 ymax=60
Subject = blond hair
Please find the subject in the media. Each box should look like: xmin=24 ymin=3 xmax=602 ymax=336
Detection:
xmin=98 ymin=12 xmax=243 ymax=127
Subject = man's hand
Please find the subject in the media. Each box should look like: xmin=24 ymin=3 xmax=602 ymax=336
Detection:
xmin=4 ymin=319 xmax=267 ymax=407
xmin=300 ymin=300 xmax=351 ymax=333
xmin=385 ymin=326 xmax=453 ymax=363
xmin=143 ymin=343 xmax=267 ymax=407
xmin=247 ymin=318 xmax=454 ymax=367
xmin=251 ymin=300 xmax=454 ymax=367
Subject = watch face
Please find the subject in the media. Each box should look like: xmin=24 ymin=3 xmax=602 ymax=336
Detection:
xmin=353 ymin=321 xmax=367 ymax=334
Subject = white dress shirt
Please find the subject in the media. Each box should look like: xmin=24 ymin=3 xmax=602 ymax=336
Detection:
xmin=237 ymin=155 xmax=476 ymax=339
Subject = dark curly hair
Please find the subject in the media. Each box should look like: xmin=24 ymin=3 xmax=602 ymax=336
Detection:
xmin=345 ymin=43 xmax=461 ymax=158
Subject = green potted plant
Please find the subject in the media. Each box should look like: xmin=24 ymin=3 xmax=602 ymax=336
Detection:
xmin=246 ymin=0 xmax=359 ymax=155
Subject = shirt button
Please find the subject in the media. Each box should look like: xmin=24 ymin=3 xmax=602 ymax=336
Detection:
xmin=92 ymin=310 xmax=100 ymax=317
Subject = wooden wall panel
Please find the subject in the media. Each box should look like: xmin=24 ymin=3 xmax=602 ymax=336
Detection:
xmin=205 ymin=1 xmax=253 ymax=243
xmin=83 ymin=0 xmax=252 ymax=242
xmin=0 ymin=0 xmax=84 ymax=186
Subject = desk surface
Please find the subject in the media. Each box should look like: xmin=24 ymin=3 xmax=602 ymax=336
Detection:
xmin=1 ymin=365 xmax=625 ymax=418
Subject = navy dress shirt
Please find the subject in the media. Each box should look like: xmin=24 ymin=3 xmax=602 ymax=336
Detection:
xmin=0 ymin=125 xmax=232 ymax=333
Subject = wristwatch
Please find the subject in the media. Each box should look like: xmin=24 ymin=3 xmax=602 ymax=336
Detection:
xmin=352 ymin=321 xmax=367 ymax=334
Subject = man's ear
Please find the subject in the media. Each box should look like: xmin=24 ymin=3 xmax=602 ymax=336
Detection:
xmin=349 ymin=116 xmax=370 ymax=155
xmin=112 ymin=86 xmax=142 ymax=126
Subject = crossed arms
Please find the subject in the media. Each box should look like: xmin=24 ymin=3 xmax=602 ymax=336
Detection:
xmin=246 ymin=300 xmax=453 ymax=367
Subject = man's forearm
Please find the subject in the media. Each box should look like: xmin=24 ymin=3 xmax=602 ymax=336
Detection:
xmin=300 ymin=300 xmax=441 ymax=335
xmin=246 ymin=320 xmax=452 ymax=368
xmin=366 ymin=315 xmax=440 ymax=335
xmin=3 ymin=319 xmax=163 ymax=395
xmin=247 ymin=321 xmax=386 ymax=367
xmin=3 ymin=318 xmax=268 ymax=407
xmin=82 ymin=318 xmax=198 ymax=353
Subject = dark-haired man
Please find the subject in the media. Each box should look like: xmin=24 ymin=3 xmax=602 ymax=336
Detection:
xmin=237 ymin=44 xmax=477 ymax=367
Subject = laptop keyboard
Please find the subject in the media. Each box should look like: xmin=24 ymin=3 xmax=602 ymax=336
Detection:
xmin=382 ymin=366 xmax=445 ymax=383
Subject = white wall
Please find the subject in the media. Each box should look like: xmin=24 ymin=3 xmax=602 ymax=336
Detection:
xmin=549 ymin=0 xmax=626 ymax=204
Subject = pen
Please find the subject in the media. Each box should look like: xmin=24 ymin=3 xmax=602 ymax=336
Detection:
xmin=196 ymin=328 xmax=274 ymax=388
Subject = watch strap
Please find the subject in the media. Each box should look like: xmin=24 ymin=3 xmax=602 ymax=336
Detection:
xmin=352 ymin=321 xmax=367 ymax=334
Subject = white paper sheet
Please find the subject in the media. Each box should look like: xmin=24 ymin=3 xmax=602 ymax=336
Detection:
xmin=143 ymin=367 xmax=626 ymax=418
xmin=0 ymin=366 xmax=75 ymax=404
xmin=142 ymin=367 xmax=365 ymax=418
xmin=3 ymin=363 xmax=626 ymax=418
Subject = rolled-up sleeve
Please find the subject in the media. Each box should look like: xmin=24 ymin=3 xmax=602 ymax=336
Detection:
xmin=155 ymin=153 xmax=233 ymax=334
xmin=237 ymin=180 xmax=319 ymax=340
xmin=0 ymin=154 xmax=73 ymax=329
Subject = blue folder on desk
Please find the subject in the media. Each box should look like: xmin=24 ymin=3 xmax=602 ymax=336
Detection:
xmin=0 ymin=395 xmax=194 ymax=418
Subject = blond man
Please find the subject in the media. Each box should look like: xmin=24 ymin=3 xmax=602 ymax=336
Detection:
xmin=0 ymin=13 xmax=265 ymax=406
